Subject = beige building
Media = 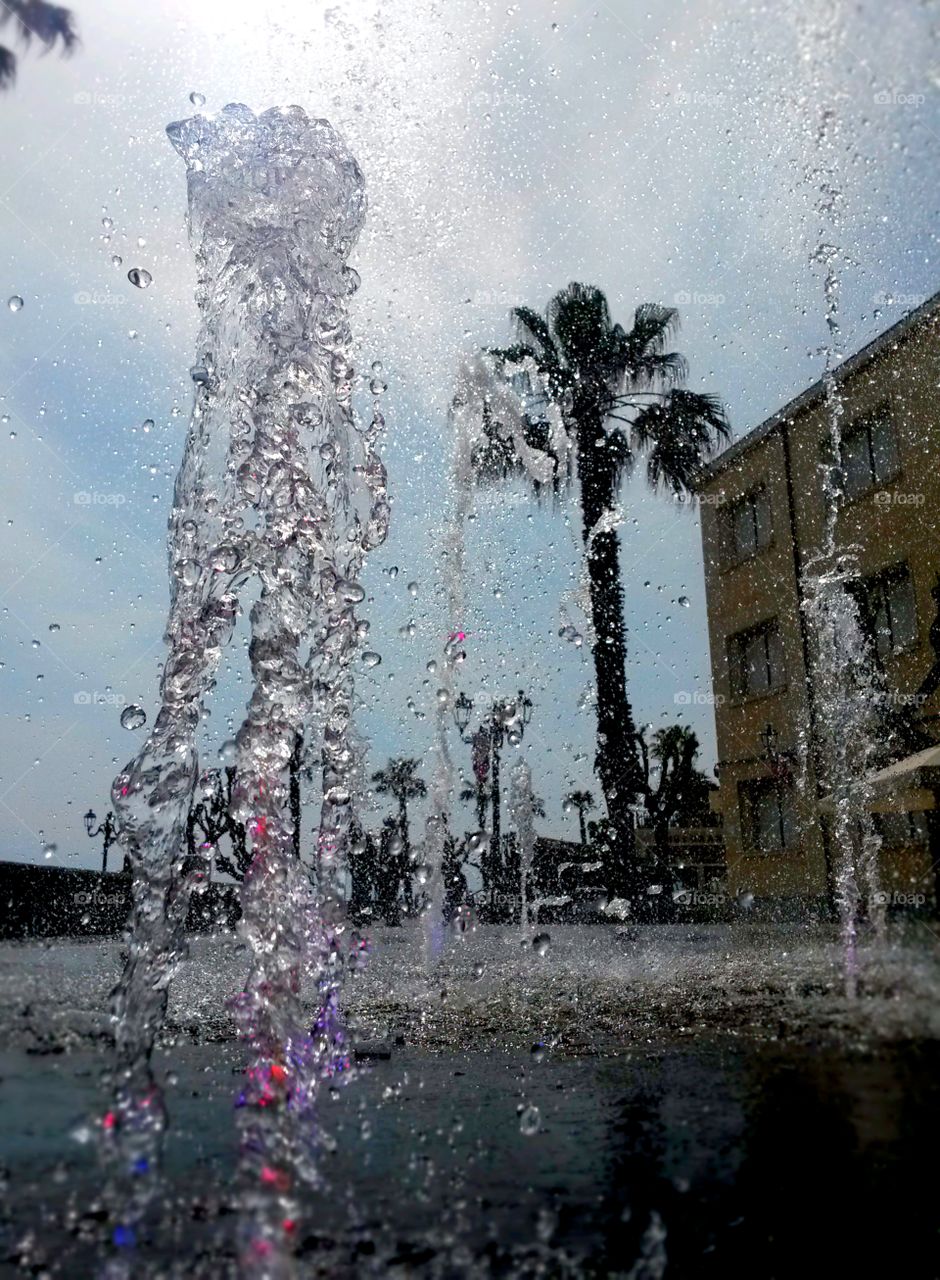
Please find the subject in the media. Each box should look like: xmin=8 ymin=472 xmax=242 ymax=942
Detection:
xmin=695 ymin=292 xmax=940 ymax=913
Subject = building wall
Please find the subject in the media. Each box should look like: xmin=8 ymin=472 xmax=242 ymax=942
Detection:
xmin=698 ymin=302 xmax=940 ymax=907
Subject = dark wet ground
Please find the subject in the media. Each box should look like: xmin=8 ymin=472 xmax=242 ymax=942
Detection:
xmin=2 ymin=1035 xmax=939 ymax=1277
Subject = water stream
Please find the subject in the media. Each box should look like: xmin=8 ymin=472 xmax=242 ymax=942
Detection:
xmin=105 ymin=104 xmax=388 ymax=1271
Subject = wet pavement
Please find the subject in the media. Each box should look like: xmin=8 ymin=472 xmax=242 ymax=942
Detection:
xmin=2 ymin=1034 xmax=939 ymax=1276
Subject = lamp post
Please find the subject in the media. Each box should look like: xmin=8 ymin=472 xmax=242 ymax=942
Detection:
xmin=452 ymin=689 xmax=533 ymax=915
xmin=84 ymin=808 xmax=117 ymax=874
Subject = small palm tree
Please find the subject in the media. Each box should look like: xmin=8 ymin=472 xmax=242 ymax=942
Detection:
xmin=371 ymin=757 xmax=427 ymax=905
xmin=637 ymin=725 xmax=716 ymax=860
xmin=484 ymin=284 xmax=729 ymax=885
xmin=1 ymin=2 xmax=78 ymax=90
xmin=564 ymin=789 xmax=595 ymax=847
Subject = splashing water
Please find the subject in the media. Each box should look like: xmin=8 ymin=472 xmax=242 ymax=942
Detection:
xmin=509 ymin=759 xmax=537 ymax=930
xmin=797 ymin=7 xmax=885 ymax=993
xmin=106 ymin=103 xmax=388 ymax=1268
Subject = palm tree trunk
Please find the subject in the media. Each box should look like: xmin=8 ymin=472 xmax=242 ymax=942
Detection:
xmin=577 ymin=417 xmax=642 ymax=897
xmin=578 ymin=809 xmax=587 ymax=847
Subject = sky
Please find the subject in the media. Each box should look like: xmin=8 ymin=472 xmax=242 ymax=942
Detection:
xmin=0 ymin=0 xmax=938 ymax=869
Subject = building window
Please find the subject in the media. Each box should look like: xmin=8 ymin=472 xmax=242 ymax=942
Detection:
xmin=858 ymin=563 xmax=918 ymax=659
xmin=840 ymin=407 xmax=900 ymax=501
xmin=740 ymin=779 xmax=798 ymax=853
xmin=727 ymin=619 xmax=785 ymax=698
xmin=724 ymin=485 xmax=772 ymax=564
xmin=874 ymin=810 xmax=929 ymax=849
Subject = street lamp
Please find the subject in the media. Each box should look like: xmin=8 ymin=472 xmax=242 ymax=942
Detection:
xmin=453 ymin=691 xmax=474 ymax=739
xmin=84 ymin=808 xmax=118 ymax=874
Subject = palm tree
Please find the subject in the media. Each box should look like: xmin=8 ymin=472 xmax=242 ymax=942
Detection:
xmin=371 ymin=757 xmax=427 ymax=907
xmin=484 ymin=284 xmax=729 ymax=885
xmin=637 ymin=725 xmax=716 ymax=863
xmin=1 ymin=2 xmax=78 ymax=90
xmin=564 ymin=789 xmax=595 ymax=847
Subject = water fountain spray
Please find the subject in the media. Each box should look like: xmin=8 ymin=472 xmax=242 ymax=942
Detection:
xmin=106 ymin=104 xmax=388 ymax=1265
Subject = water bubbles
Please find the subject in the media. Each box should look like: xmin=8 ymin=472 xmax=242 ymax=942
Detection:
xmin=532 ymin=932 xmax=551 ymax=957
xmin=407 ymin=581 xmax=418 ymax=598
xmin=173 ymin=558 xmax=202 ymax=586
xmin=325 ymin=784 xmax=351 ymax=805
xmin=220 ymin=739 xmax=237 ymax=765
xmin=518 ymin=1104 xmax=541 ymax=1136
xmin=471 ymin=961 xmax=485 ymax=980
xmin=48 ymin=622 xmax=60 ymax=633
xmin=209 ymin=545 xmax=241 ymax=573
xmin=142 ymin=419 xmax=154 ymax=431
xmin=7 ymin=296 xmax=24 ymax=312
xmin=361 ymin=651 xmax=382 ymax=668
xmin=42 ymin=842 xmax=57 ymax=860
xmin=678 ymin=595 xmax=691 ymax=608
xmin=387 ymin=565 xmax=399 ymax=579
xmin=120 ymin=704 xmax=147 ymax=731
xmin=111 ymin=254 xmax=123 ymax=268
xmin=127 ymin=268 xmax=153 ymax=289
xmin=189 ymin=91 xmax=206 ymax=107
xmin=736 ymin=891 xmax=755 ymax=911
xmin=530 ymin=1041 xmax=546 ymax=1063
xmin=337 ymin=577 xmax=365 ymax=604
xmin=371 ymin=360 xmax=383 ymax=374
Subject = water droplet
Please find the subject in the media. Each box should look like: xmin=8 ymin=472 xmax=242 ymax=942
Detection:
xmin=678 ymin=595 xmax=690 ymax=608
xmin=220 ymin=739 xmax=237 ymax=765
xmin=530 ymin=1042 xmax=546 ymax=1063
xmin=42 ymin=842 xmax=56 ymax=859
xmin=142 ymin=419 xmax=154 ymax=431
xmin=371 ymin=360 xmax=383 ymax=374
xmin=369 ymin=378 xmax=387 ymax=395
xmin=190 ymin=364 xmax=209 ymax=384
xmin=209 ymin=545 xmax=241 ymax=573
xmin=127 ymin=268 xmax=152 ymax=289
xmin=111 ymin=254 xmax=123 ymax=268
xmin=361 ymin=651 xmax=382 ymax=668
xmin=472 ymin=962 xmax=485 ymax=980
xmin=407 ymin=581 xmax=418 ymax=597
xmin=120 ymin=704 xmax=147 ymax=731
xmin=48 ymin=622 xmax=60 ymax=633
xmin=337 ymin=578 xmax=365 ymax=604
xmin=532 ymin=932 xmax=551 ymax=957
xmin=387 ymin=565 xmax=399 ymax=579
xmin=174 ymin=558 xmax=202 ymax=587
xmin=7 ymin=296 xmax=24 ymax=312
xmin=189 ymin=91 xmax=206 ymax=107
xmin=519 ymin=1104 xmax=541 ymax=1135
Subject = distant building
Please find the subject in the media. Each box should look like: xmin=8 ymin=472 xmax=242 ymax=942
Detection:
xmin=695 ymin=292 xmax=940 ymax=913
